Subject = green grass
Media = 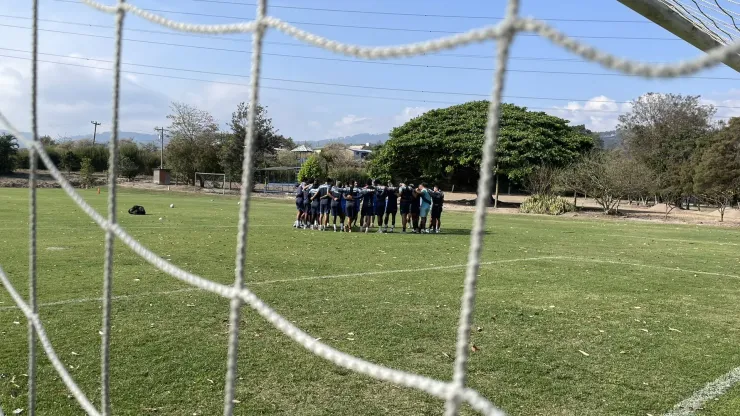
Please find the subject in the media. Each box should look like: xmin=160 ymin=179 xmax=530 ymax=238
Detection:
xmin=1 ymin=187 xmax=740 ymax=415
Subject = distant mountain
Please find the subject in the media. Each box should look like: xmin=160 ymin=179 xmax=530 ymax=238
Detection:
xmin=598 ymin=130 xmax=621 ymax=149
xmin=308 ymin=132 xmax=389 ymax=148
xmin=66 ymin=131 xmax=161 ymax=144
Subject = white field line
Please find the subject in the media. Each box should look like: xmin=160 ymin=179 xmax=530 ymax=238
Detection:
xmin=2 ymin=255 xmax=736 ymax=312
xmin=663 ymin=367 xmax=740 ymax=416
xmin=568 ymin=257 xmax=740 ymax=279
xmin=0 ymin=224 xmax=286 ymax=232
xmin=0 ymin=256 xmax=562 ymax=312
xmin=2 ymin=255 xmax=736 ymax=313
xmin=3 ymin=253 xmax=738 ymax=412
xmin=606 ymin=233 xmax=740 ymax=247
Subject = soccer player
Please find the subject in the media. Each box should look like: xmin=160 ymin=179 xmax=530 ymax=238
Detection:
xmin=409 ymin=183 xmax=421 ymax=233
xmin=294 ymin=181 xmax=305 ymax=228
xmin=398 ymin=182 xmax=414 ymax=233
xmin=301 ymin=178 xmax=313 ymax=229
xmin=359 ymin=179 xmax=376 ymax=233
xmin=373 ymin=179 xmax=387 ymax=233
xmin=343 ymin=181 xmax=360 ymax=232
xmin=318 ymin=178 xmax=332 ymax=230
xmin=383 ymin=181 xmax=399 ymax=232
xmin=430 ymin=185 xmax=444 ymax=233
xmin=329 ymin=180 xmax=345 ymax=232
xmin=308 ymin=182 xmax=321 ymax=230
xmin=418 ymin=183 xmax=433 ymax=233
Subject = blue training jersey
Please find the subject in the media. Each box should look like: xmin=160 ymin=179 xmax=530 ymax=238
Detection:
xmin=309 ymin=187 xmax=320 ymax=205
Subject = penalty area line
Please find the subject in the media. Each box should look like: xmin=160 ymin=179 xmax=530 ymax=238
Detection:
xmin=663 ymin=366 xmax=740 ymax=416
xmin=0 ymin=256 xmax=562 ymax=312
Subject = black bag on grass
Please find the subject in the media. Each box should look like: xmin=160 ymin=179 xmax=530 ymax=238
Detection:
xmin=128 ymin=205 xmax=146 ymax=215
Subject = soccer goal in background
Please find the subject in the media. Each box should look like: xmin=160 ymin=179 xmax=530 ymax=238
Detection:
xmin=194 ymin=172 xmax=226 ymax=195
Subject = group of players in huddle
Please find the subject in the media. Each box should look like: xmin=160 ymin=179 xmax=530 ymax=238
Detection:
xmin=293 ymin=178 xmax=445 ymax=233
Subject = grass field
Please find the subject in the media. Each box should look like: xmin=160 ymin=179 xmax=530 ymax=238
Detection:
xmin=1 ymin=188 xmax=740 ymax=415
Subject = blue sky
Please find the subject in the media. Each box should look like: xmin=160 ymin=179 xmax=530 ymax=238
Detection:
xmin=1 ymin=0 xmax=739 ymax=143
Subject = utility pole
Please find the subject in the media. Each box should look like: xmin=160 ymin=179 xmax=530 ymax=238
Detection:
xmin=154 ymin=127 xmax=167 ymax=168
xmin=91 ymin=121 xmax=101 ymax=145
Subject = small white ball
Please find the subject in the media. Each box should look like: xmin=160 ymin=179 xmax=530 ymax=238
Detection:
xmin=158 ymin=217 xmax=163 ymax=221
xmin=169 ymin=203 xmax=174 ymax=208
xmin=237 ymin=201 xmax=241 ymax=205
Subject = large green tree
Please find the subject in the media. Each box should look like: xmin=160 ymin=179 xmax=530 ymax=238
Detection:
xmin=0 ymin=133 xmax=19 ymax=174
xmin=618 ymin=93 xmax=716 ymax=207
xmin=369 ymin=101 xmax=594 ymax=189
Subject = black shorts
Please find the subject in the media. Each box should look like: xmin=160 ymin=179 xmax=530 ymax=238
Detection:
xmin=399 ymin=201 xmax=411 ymax=214
xmin=320 ymin=201 xmax=331 ymax=215
xmin=296 ymin=199 xmax=304 ymax=212
xmin=303 ymin=200 xmax=310 ymax=211
xmin=385 ymin=204 xmax=397 ymax=214
xmin=331 ymin=204 xmax=343 ymax=217
xmin=375 ymin=203 xmax=386 ymax=216
xmin=345 ymin=204 xmax=357 ymax=219
xmin=361 ymin=204 xmax=374 ymax=217
xmin=431 ymin=207 xmax=442 ymax=219
xmin=310 ymin=204 xmax=320 ymax=216
xmin=410 ymin=202 xmax=420 ymax=214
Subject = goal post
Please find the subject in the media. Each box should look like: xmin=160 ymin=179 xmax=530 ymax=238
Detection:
xmin=617 ymin=0 xmax=740 ymax=73
xmin=194 ymin=172 xmax=226 ymax=195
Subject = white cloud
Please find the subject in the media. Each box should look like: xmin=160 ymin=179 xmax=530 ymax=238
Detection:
xmin=328 ymin=114 xmax=375 ymax=137
xmin=395 ymin=106 xmax=429 ymax=124
xmin=0 ymin=56 xmax=171 ymax=137
xmin=700 ymin=92 xmax=740 ymax=121
xmin=550 ymin=92 xmax=740 ymax=132
xmin=548 ymin=95 xmax=633 ymax=131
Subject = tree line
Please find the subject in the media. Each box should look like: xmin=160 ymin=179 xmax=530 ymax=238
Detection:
xmin=367 ymin=95 xmax=740 ymax=221
xmin=2 ymin=94 xmax=738 ymax=221
xmin=552 ymin=93 xmax=739 ymax=220
xmin=1 ymin=133 xmax=161 ymax=181
xmin=1 ymin=101 xmax=297 ymax=185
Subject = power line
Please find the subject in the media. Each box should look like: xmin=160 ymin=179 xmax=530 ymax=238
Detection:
xmin=0 ymin=13 xmax=591 ymax=62
xmin=52 ymin=0 xmax=681 ymax=40
xmin=4 ymin=23 xmax=740 ymax=80
xmin=0 ymin=53 xmax=735 ymax=118
xmin=189 ymin=0 xmax=652 ymax=23
xmin=4 ymin=47 xmax=740 ymax=109
xmin=0 ymin=14 xmax=645 ymax=63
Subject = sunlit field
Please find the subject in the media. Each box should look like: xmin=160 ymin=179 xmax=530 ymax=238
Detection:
xmin=1 ymin=188 xmax=739 ymax=415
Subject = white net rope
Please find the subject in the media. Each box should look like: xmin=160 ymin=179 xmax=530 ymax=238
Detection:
xmin=662 ymin=0 xmax=740 ymax=45
xmin=2 ymin=0 xmax=740 ymax=415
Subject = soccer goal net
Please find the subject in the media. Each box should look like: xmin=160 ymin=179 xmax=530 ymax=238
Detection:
xmin=1 ymin=0 xmax=739 ymax=415
xmin=194 ymin=172 xmax=227 ymax=195
xmin=618 ymin=0 xmax=740 ymax=72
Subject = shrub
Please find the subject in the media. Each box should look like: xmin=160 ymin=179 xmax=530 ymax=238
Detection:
xmin=118 ymin=156 xmax=139 ymax=181
xmin=42 ymin=146 xmax=62 ymax=170
xmin=15 ymin=148 xmax=30 ymax=169
xmin=519 ymin=194 xmax=575 ymax=215
xmin=60 ymin=150 xmax=81 ymax=173
xmin=0 ymin=134 xmax=19 ymax=173
xmin=297 ymin=155 xmax=325 ymax=182
xmin=79 ymin=157 xmax=96 ymax=188
xmin=74 ymin=145 xmax=108 ymax=172
xmin=331 ymin=166 xmax=369 ymax=185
